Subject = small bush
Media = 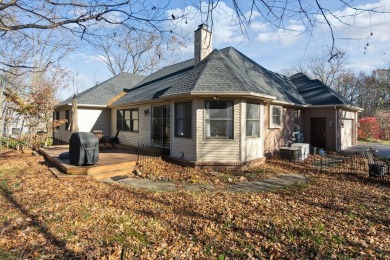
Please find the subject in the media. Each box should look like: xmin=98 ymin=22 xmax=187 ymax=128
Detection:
xmin=358 ymin=117 xmax=381 ymax=140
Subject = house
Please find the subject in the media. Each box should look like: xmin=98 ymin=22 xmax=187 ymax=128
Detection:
xmin=54 ymin=72 xmax=145 ymax=143
xmin=56 ymin=24 xmax=362 ymax=168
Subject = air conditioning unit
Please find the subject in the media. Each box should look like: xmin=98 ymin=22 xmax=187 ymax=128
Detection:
xmin=291 ymin=143 xmax=310 ymax=160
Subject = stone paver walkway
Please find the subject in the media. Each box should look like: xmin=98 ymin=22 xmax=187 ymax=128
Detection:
xmin=103 ymin=174 xmax=306 ymax=193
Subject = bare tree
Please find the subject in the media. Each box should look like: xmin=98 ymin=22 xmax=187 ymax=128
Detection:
xmin=93 ymin=31 xmax=162 ymax=76
xmin=289 ymin=51 xmax=347 ymax=87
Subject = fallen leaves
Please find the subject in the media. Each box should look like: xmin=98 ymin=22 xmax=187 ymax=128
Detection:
xmin=0 ymin=151 xmax=389 ymax=259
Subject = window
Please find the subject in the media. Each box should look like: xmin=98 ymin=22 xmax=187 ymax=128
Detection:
xmin=270 ymin=105 xmax=282 ymax=128
xmin=246 ymin=103 xmax=260 ymax=137
xmin=65 ymin=110 xmax=70 ymax=130
xmin=131 ymin=109 xmax=139 ymax=131
xmin=205 ymin=101 xmax=233 ymax=138
xmin=117 ymin=110 xmax=123 ymax=131
xmin=294 ymin=109 xmax=300 ymax=125
xmin=175 ymin=102 xmax=192 ymax=138
xmin=117 ymin=108 xmax=139 ymax=132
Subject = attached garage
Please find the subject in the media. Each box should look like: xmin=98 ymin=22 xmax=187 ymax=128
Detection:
xmin=340 ymin=119 xmax=353 ymax=149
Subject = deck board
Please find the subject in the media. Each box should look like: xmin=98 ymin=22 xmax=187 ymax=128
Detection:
xmin=39 ymin=144 xmax=138 ymax=177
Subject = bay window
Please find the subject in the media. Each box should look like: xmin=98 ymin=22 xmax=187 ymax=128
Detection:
xmin=175 ymin=102 xmax=192 ymax=138
xmin=246 ymin=103 xmax=260 ymax=137
xmin=205 ymin=101 xmax=233 ymax=138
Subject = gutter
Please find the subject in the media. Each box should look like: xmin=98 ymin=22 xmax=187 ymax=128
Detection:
xmin=55 ymin=103 xmax=107 ymax=109
xmin=306 ymin=104 xmax=363 ymax=112
xmin=109 ymin=91 xmax=278 ymax=108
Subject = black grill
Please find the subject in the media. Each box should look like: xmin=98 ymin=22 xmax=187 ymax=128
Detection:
xmin=69 ymin=132 xmax=99 ymax=166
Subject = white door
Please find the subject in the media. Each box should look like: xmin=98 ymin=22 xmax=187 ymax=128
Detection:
xmin=341 ymin=119 xmax=353 ymax=149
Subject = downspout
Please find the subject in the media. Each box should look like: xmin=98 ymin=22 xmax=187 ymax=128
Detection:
xmin=335 ymin=106 xmax=338 ymax=151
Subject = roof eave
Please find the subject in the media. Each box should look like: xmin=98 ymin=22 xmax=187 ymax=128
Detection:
xmin=307 ymin=104 xmax=363 ymax=111
xmin=54 ymin=103 xmax=107 ymax=109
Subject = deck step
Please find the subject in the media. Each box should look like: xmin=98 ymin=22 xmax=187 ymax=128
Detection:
xmin=49 ymin=167 xmax=88 ymax=180
xmin=88 ymin=163 xmax=136 ymax=180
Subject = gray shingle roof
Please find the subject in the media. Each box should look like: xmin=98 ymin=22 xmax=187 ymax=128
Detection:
xmin=113 ymin=48 xmax=305 ymax=106
xmin=290 ymin=73 xmax=352 ymax=106
xmin=112 ymin=47 xmax=354 ymax=107
xmin=56 ymin=72 xmax=144 ymax=107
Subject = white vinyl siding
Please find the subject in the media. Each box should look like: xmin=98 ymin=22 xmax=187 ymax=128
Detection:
xmin=171 ymin=100 xmax=196 ymax=161
xmin=197 ymin=99 xmax=240 ymax=162
xmin=78 ymin=108 xmax=111 ymax=134
xmin=54 ymin=107 xmax=111 ymax=143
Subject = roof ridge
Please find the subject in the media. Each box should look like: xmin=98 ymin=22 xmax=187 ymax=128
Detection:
xmin=313 ymin=78 xmax=351 ymax=105
xmin=191 ymin=49 xmax=222 ymax=91
xmin=71 ymin=72 xmax=139 ymax=100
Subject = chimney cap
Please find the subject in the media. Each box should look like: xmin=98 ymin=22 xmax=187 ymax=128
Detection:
xmin=196 ymin=23 xmax=209 ymax=31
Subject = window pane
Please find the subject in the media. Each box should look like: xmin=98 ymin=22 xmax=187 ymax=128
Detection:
xmin=273 ymin=115 xmax=280 ymax=125
xmin=124 ymin=110 xmax=131 ymax=120
xmin=132 ymin=120 xmax=139 ymax=131
xmin=206 ymin=101 xmax=233 ymax=119
xmin=246 ymin=120 xmax=259 ymax=136
xmin=175 ymin=102 xmax=191 ymax=137
xmin=124 ymin=119 xmax=130 ymax=131
xmin=207 ymin=120 xmax=233 ymax=138
xmin=131 ymin=109 xmax=138 ymax=120
xmin=272 ymin=107 xmax=280 ymax=116
xmin=247 ymin=103 xmax=259 ymax=119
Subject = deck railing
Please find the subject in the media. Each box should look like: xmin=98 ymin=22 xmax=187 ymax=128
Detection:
xmin=268 ymin=149 xmax=390 ymax=184
xmin=137 ymin=142 xmax=168 ymax=163
xmin=0 ymin=136 xmax=28 ymax=154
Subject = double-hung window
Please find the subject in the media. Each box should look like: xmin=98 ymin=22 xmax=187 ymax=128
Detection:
xmin=270 ymin=105 xmax=282 ymax=128
xmin=246 ymin=103 xmax=260 ymax=137
xmin=205 ymin=101 xmax=233 ymax=138
xmin=175 ymin=102 xmax=192 ymax=138
xmin=117 ymin=108 xmax=139 ymax=132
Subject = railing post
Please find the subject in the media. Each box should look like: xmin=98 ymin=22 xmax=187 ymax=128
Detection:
xmin=137 ymin=142 xmax=140 ymax=163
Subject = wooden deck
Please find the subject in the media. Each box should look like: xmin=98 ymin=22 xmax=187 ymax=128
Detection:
xmin=39 ymin=144 xmax=138 ymax=179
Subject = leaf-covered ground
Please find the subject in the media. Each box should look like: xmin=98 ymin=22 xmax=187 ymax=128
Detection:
xmin=135 ymin=158 xmax=289 ymax=185
xmin=0 ymin=151 xmax=389 ymax=259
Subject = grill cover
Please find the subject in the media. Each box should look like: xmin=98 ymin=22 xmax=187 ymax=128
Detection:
xmin=69 ymin=132 xmax=99 ymax=166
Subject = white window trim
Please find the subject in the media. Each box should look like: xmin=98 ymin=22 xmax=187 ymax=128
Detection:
xmin=269 ymin=105 xmax=282 ymax=129
xmin=246 ymin=102 xmax=261 ymax=137
xmin=204 ymin=100 xmax=234 ymax=139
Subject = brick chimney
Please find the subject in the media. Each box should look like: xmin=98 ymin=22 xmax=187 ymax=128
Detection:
xmin=194 ymin=24 xmax=212 ymax=65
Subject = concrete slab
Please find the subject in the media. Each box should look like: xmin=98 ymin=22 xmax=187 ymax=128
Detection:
xmin=342 ymin=142 xmax=390 ymax=158
xmin=102 ymin=174 xmax=307 ymax=193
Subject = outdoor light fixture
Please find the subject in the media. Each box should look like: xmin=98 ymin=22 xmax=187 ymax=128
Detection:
xmin=329 ymin=122 xmax=333 ymax=128
xmin=213 ymin=96 xmax=219 ymax=100
xmin=144 ymin=109 xmax=149 ymax=116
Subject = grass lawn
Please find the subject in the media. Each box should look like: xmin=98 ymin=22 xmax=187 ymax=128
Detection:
xmin=359 ymin=138 xmax=390 ymax=145
xmin=0 ymin=152 xmax=389 ymax=259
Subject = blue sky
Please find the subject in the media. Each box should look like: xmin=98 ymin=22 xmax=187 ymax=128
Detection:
xmin=60 ymin=0 xmax=390 ymax=99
